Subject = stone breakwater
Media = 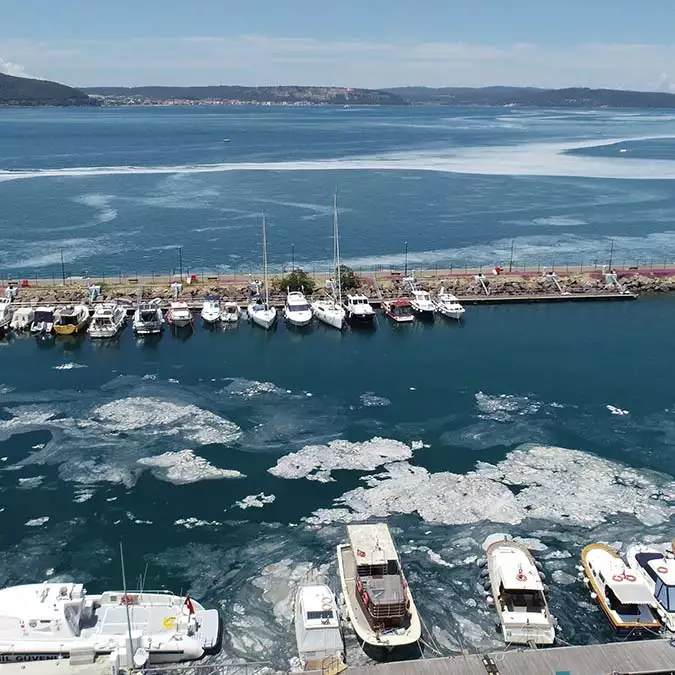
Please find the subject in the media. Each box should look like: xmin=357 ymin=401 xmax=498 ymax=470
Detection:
xmin=2 ymin=268 xmax=672 ymax=306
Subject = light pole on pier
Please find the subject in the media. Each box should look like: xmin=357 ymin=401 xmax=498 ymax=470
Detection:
xmin=509 ymin=239 xmax=515 ymax=273
xmin=178 ymin=246 xmax=183 ymax=281
xmin=292 ymin=243 xmax=295 ymax=272
xmin=404 ymin=241 xmax=408 ymax=276
xmin=608 ymin=238 xmax=615 ymax=270
xmin=60 ymin=248 xmax=66 ymax=285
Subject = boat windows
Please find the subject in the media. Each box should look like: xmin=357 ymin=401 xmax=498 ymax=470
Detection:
xmin=289 ymin=304 xmax=310 ymax=312
xmin=34 ymin=311 xmax=53 ymax=322
xmin=604 ymin=586 xmax=640 ymax=615
xmin=635 ymin=552 xmax=662 ymax=583
xmin=357 ymin=560 xmax=399 ymax=577
xmin=499 ymin=588 xmax=546 ymax=614
xmin=655 ymin=580 xmax=675 ymax=611
xmin=306 ymin=610 xmax=333 ymax=620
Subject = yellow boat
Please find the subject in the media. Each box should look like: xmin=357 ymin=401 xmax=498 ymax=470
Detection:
xmin=54 ymin=305 xmax=90 ymax=335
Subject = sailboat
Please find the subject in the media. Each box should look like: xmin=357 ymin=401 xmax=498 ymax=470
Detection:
xmin=312 ymin=194 xmax=346 ymax=330
xmin=247 ymin=214 xmax=277 ymax=330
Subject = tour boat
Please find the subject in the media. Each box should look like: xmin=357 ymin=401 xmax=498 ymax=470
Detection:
xmin=435 ymin=287 xmax=465 ymax=320
xmin=481 ymin=534 xmax=556 ymax=645
xmin=30 ymin=307 xmax=55 ymax=335
xmin=167 ymin=302 xmax=193 ymax=328
xmin=88 ymin=303 xmax=126 ymax=339
xmin=10 ymin=307 xmax=34 ymax=332
xmin=0 ymin=298 xmax=14 ymax=336
xmin=311 ymin=194 xmax=346 ymax=331
xmin=383 ymin=299 xmax=414 ymax=323
xmin=220 ymin=301 xmax=241 ymax=323
xmin=248 ymin=215 xmax=277 ymax=331
xmin=626 ymin=541 xmax=675 ymax=631
xmin=201 ymin=296 xmax=221 ymax=325
xmin=336 ymin=523 xmax=421 ymax=649
xmin=0 ymin=581 xmax=221 ymax=665
xmin=581 ymin=543 xmax=660 ymax=636
xmin=409 ymin=289 xmax=435 ymax=318
xmin=54 ymin=305 xmax=90 ymax=336
xmin=132 ymin=302 xmax=164 ymax=335
xmin=343 ymin=293 xmax=375 ymax=324
xmin=294 ymin=584 xmax=344 ymax=672
xmin=284 ymin=290 xmax=313 ymax=327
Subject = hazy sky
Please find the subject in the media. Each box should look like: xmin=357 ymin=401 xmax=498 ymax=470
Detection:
xmin=1 ymin=0 xmax=675 ymax=90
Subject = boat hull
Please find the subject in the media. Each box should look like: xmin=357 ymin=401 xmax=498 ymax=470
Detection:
xmin=312 ymin=302 xmax=345 ymax=330
xmin=284 ymin=311 xmax=313 ymax=327
xmin=248 ymin=305 xmax=277 ymax=330
xmin=337 ymin=544 xmax=421 ymax=649
xmin=54 ymin=321 xmax=88 ymax=336
xmin=345 ymin=311 xmax=375 ymax=324
xmin=133 ymin=323 xmax=163 ymax=335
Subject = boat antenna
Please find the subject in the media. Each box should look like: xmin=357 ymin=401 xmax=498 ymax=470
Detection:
xmin=140 ymin=561 xmax=149 ymax=602
xmin=333 ymin=190 xmax=342 ymax=306
xmin=119 ymin=541 xmax=135 ymax=658
xmin=262 ymin=212 xmax=270 ymax=309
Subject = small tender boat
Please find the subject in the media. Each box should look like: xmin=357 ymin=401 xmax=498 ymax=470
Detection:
xmin=0 ymin=581 xmax=221 ymax=665
xmin=581 ymin=543 xmax=660 ymax=636
xmin=0 ymin=298 xmax=14 ymax=336
xmin=133 ymin=301 xmax=164 ymax=335
xmin=627 ymin=541 xmax=675 ymax=631
xmin=409 ymin=289 xmax=435 ymax=318
xmin=294 ymin=584 xmax=345 ymax=672
xmin=220 ymin=301 xmax=241 ymax=323
xmin=435 ymin=287 xmax=465 ymax=320
xmin=167 ymin=302 xmax=193 ymax=328
xmin=10 ymin=307 xmax=34 ymax=332
xmin=88 ymin=303 xmax=126 ymax=339
xmin=337 ymin=523 xmax=421 ymax=649
xmin=201 ymin=296 xmax=221 ymax=325
xmin=54 ymin=305 xmax=90 ymax=335
xmin=481 ymin=534 xmax=555 ymax=645
xmin=284 ymin=290 xmax=313 ymax=327
xmin=343 ymin=293 xmax=375 ymax=324
xmin=383 ymin=299 xmax=414 ymax=323
xmin=30 ymin=307 xmax=55 ymax=335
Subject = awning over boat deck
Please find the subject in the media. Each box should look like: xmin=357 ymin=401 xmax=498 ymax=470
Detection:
xmin=348 ymin=524 xmax=398 ymax=563
xmin=611 ymin=581 xmax=655 ymax=605
xmin=80 ymin=604 xmax=177 ymax=638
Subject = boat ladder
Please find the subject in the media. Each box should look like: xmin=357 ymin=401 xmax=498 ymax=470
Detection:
xmin=542 ymin=271 xmax=568 ymax=295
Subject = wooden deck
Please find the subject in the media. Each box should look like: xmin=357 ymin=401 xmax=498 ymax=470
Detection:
xmin=345 ymin=638 xmax=675 ymax=675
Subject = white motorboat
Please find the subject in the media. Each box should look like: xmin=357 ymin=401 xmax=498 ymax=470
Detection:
xmin=581 ymin=542 xmax=660 ymax=636
xmin=0 ymin=581 xmax=221 ymax=665
xmin=220 ymin=301 xmax=241 ymax=323
xmin=435 ymin=287 xmax=465 ymax=320
xmin=54 ymin=305 xmax=90 ymax=336
xmin=311 ymin=194 xmax=346 ymax=331
xmin=627 ymin=541 xmax=675 ymax=631
xmin=481 ymin=534 xmax=555 ymax=645
xmin=10 ymin=307 xmax=34 ymax=332
xmin=409 ymin=289 xmax=435 ymax=318
xmin=30 ymin=307 xmax=55 ymax=335
xmin=201 ymin=296 xmax=221 ymax=324
xmin=167 ymin=302 xmax=193 ymax=328
xmin=337 ymin=523 xmax=421 ymax=650
xmin=0 ymin=298 xmax=14 ymax=335
xmin=133 ymin=301 xmax=164 ymax=335
xmin=88 ymin=303 xmax=126 ymax=339
xmin=294 ymin=584 xmax=344 ymax=672
xmin=248 ymin=215 xmax=277 ymax=331
xmin=343 ymin=293 xmax=375 ymax=324
xmin=284 ymin=290 xmax=313 ymax=327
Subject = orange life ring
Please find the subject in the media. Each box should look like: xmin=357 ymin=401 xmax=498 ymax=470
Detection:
xmin=657 ymin=565 xmax=669 ymax=574
xmin=321 ymin=618 xmax=330 ymax=625
xmin=516 ymin=572 xmax=527 ymax=582
xmin=120 ymin=593 xmax=135 ymax=606
xmin=624 ymin=574 xmax=636 ymax=582
xmin=361 ymin=590 xmax=369 ymax=606
xmin=612 ymin=574 xmax=624 ymax=582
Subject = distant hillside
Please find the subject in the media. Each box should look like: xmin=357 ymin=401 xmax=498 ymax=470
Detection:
xmin=386 ymin=86 xmax=675 ymax=108
xmin=0 ymin=72 xmax=98 ymax=107
xmin=84 ymin=85 xmax=406 ymax=106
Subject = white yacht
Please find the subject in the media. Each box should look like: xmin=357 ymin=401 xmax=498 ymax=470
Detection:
xmin=220 ymin=301 xmax=241 ymax=323
xmin=435 ymin=287 xmax=465 ymax=320
xmin=337 ymin=523 xmax=421 ymax=650
xmin=311 ymin=194 xmax=346 ymax=331
xmin=581 ymin=543 xmax=660 ymax=636
xmin=248 ymin=215 xmax=277 ymax=331
xmin=167 ymin=302 xmax=193 ymax=328
xmin=284 ymin=290 xmax=313 ymax=327
xmin=88 ymin=303 xmax=126 ymax=339
xmin=30 ymin=307 xmax=55 ymax=335
xmin=0 ymin=298 xmax=14 ymax=335
xmin=10 ymin=307 xmax=34 ymax=332
xmin=54 ymin=305 xmax=90 ymax=336
xmin=343 ymin=293 xmax=375 ymax=324
xmin=0 ymin=581 xmax=221 ymax=665
xmin=481 ymin=534 xmax=555 ymax=645
xmin=201 ymin=296 xmax=221 ymax=325
xmin=294 ymin=584 xmax=344 ymax=672
xmin=132 ymin=301 xmax=164 ymax=335
xmin=409 ymin=289 xmax=435 ymax=318
xmin=627 ymin=542 xmax=675 ymax=631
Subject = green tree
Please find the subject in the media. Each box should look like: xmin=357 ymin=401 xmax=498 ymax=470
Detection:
xmin=273 ymin=268 xmax=316 ymax=294
xmin=339 ymin=265 xmax=360 ymax=291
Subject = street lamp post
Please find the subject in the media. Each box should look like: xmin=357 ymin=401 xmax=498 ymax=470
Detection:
xmin=404 ymin=241 xmax=408 ymax=276
xmin=60 ymin=248 xmax=66 ymax=285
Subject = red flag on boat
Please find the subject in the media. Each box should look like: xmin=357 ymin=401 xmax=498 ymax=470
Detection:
xmin=184 ymin=594 xmax=195 ymax=615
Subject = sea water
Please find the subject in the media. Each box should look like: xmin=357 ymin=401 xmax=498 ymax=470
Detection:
xmin=0 ymin=106 xmax=674 ymax=665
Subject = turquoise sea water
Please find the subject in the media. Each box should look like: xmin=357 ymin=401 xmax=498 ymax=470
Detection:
xmin=0 ymin=107 xmax=674 ymax=665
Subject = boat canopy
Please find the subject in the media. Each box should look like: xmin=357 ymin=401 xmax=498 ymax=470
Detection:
xmin=608 ymin=580 xmax=655 ymax=605
xmin=34 ymin=310 xmax=54 ymax=322
xmin=348 ymin=524 xmax=399 ymax=565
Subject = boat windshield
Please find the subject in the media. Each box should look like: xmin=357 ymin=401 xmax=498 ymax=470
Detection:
xmin=656 ymin=581 xmax=675 ymax=611
xmin=289 ymin=304 xmax=310 ymax=312
xmin=306 ymin=610 xmax=333 ymax=620
xmin=34 ymin=311 xmax=53 ymax=322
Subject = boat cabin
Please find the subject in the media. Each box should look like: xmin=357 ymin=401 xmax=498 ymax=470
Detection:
xmin=295 ymin=585 xmax=342 ymax=668
xmin=495 ymin=558 xmax=547 ymax=616
xmin=635 ymin=552 xmax=675 ymax=613
xmin=387 ymin=299 xmax=413 ymax=320
xmin=33 ymin=309 xmax=54 ymax=324
xmin=139 ymin=305 xmax=159 ymax=322
xmin=348 ymin=524 xmax=409 ymax=630
xmin=58 ymin=307 xmax=82 ymax=326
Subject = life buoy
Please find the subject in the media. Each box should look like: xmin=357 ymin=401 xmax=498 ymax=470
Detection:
xmin=120 ymin=593 xmax=135 ymax=606
xmin=657 ymin=565 xmax=669 ymax=574
xmin=361 ymin=590 xmax=369 ymax=606
xmin=162 ymin=616 xmax=177 ymax=630
xmin=516 ymin=572 xmax=528 ymax=583
xmin=357 ymin=549 xmax=366 ymax=558
xmin=624 ymin=574 xmax=636 ymax=582
xmin=612 ymin=574 xmax=624 ymax=582
xmin=321 ymin=618 xmax=330 ymax=625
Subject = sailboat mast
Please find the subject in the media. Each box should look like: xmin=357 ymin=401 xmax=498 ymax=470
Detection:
xmin=262 ymin=214 xmax=270 ymax=308
xmin=119 ymin=542 xmax=134 ymax=658
xmin=333 ymin=192 xmax=342 ymax=305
